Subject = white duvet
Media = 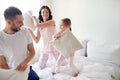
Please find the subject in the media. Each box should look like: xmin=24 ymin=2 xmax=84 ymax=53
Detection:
xmin=32 ymin=57 xmax=118 ymax=80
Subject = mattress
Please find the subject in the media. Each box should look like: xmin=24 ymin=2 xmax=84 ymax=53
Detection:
xmin=32 ymin=56 xmax=118 ymax=80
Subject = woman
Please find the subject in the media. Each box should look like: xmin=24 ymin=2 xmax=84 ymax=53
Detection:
xmin=29 ymin=5 xmax=59 ymax=69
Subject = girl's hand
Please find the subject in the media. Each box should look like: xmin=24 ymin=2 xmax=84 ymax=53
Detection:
xmin=54 ymin=33 xmax=61 ymax=39
xmin=53 ymin=30 xmax=63 ymax=39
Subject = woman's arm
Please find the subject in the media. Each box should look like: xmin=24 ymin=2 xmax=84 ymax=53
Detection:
xmin=37 ymin=20 xmax=55 ymax=28
xmin=32 ymin=16 xmax=55 ymax=28
xmin=28 ymin=29 xmax=41 ymax=43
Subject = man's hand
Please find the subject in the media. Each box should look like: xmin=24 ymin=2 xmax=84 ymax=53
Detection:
xmin=16 ymin=43 xmax=35 ymax=71
xmin=15 ymin=61 xmax=28 ymax=71
xmin=0 ymin=56 xmax=9 ymax=69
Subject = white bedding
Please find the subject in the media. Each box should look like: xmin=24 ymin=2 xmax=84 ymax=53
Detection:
xmin=32 ymin=56 xmax=118 ymax=80
xmin=0 ymin=68 xmax=29 ymax=80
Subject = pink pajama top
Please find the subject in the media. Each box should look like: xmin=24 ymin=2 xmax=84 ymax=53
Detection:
xmin=39 ymin=26 xmax=56 ymax=53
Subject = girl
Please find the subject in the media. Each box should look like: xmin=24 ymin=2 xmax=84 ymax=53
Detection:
xmin=53 ymin=18 xmax=79 ymax=77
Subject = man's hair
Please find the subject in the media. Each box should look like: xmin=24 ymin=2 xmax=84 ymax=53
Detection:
xmin=4 ymin=6 xmax=22 ymax=20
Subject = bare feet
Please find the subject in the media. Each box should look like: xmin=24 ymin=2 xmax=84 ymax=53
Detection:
xmin=52 ymin=72 xmax=56 ymax=75
xmin=69 ymin=65 xmax=79 ymax=77
xmin=73 ymin=71 xmax=79 ymax=77
xmin=52 ymin=66 xmax=60 ymax=75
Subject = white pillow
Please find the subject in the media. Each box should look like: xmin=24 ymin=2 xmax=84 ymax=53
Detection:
xmin=75 ymin=40 xmax=87 ymax=56
xmin=51 ymin=29 xmax=83 ymax=58
xmin=23 ymin=11 xmax=36 ymax=31
xmin=0 ymin=68 xmax=29 ymax=80
xmin=87 ymin=41 xmax=120 ymax=65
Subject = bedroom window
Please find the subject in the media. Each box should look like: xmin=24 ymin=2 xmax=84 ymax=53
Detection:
xmin=0 ymin=0 xmax=40 ymax=30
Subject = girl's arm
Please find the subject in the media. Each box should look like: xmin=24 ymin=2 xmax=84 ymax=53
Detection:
xmin=36 ymin=20 xmax=55 ymax=28
xmin=53 ymin=30 xmax=64 ymax=39
xmin=28 ymin=29 xmax=41 ymax=43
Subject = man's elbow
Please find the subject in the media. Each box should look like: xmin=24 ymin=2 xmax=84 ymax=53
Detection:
xmin=32 ymin=49 xmax=35 ymax=57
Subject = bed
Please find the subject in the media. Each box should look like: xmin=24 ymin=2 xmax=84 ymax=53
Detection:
xmin=0 ymin=40 xmax=119 ymax=80
xmin=32 ymin=56 xmax=118 ymax=80
xmin=31 ymin=40 xmax=120 ymax=80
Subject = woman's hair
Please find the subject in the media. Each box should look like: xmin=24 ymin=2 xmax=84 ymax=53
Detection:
xmin=61 ymin=18 xmax=72 ymax=31
xmin=38 ymin=5 xmax=52 ymax=23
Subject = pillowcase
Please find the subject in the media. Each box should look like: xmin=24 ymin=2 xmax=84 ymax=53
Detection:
xmin=0 ymin=68 xmax=29 ymax=80
xmin=87 ymin=41 xmax=120 ymax=65
xmin=23 ymin=11 xmax=36 ymax=31
xmin=51 ymin=29 xmax=83 ymax=58
xmin=75 ymin=40 xmax=88 ymax=57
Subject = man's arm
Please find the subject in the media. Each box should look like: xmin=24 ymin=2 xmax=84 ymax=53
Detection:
xmin=15 ymin=43 xmax=35 ymax=71
xmin=0 ymin=55 xmax=9 ymax=69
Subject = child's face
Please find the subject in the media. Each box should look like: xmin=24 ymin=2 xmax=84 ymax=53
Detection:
xmin=59 ymin=21 xmax=67 ymax=30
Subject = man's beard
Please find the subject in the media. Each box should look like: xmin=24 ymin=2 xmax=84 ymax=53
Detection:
xmin=11 ymin=27 xmax=20 ymax=32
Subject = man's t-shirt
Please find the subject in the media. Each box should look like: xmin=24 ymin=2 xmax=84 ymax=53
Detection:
xmin=0 ymin=27 xmax=33 ymax=68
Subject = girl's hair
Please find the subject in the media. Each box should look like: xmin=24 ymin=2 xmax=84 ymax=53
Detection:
xmin=61 ymin=18 xmax=72 ymax=31
xmin=38 ymin=5 xmax=52 ymax=23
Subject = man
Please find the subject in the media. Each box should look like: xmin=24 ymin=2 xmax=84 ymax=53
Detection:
xmin=0 ymin=6 xmax=39 ymax=80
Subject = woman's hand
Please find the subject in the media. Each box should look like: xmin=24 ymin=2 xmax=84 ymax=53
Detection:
xmin=32 ymin=16 xmax=39 ymax=27
xmin=32 ymin=16 xmax=37 ymax=20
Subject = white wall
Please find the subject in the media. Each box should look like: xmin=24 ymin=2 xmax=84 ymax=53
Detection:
xmin=51 ymin=0 xmax=120 ymax=43
xmin=1 ymin=0 xmax=120 ymax=43
xmin=0 ymin=0 xmax=40 ymax=30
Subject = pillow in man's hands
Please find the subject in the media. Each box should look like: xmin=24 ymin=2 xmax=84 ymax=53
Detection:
xmin=0 ymin=68 xmax=29 ymax=80
xmin=51 ymin=29 xmax=83 ymax=58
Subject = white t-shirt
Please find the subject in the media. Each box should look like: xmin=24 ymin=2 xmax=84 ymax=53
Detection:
xmin=0 ymin=27 xmax=33 ymax=69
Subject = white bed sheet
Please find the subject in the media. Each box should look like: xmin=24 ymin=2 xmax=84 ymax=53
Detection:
xmin=74 ymin=56 xmax=120 ymax=80
xmin=32 ymin=56 xmax=118 ymax=80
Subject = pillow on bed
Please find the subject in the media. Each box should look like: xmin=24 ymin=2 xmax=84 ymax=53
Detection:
xmin=75 ymin=40 xmax=87 ymax=57
xmin=23 ymin=11 xmax=36 ymax=31
xmin=87 ymin=41 xmax=120 ymax=65
xmin=51 ymin=29 xmax=83 ymax=58
xmin=0 ymin=68 xmax=29 ymax=80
